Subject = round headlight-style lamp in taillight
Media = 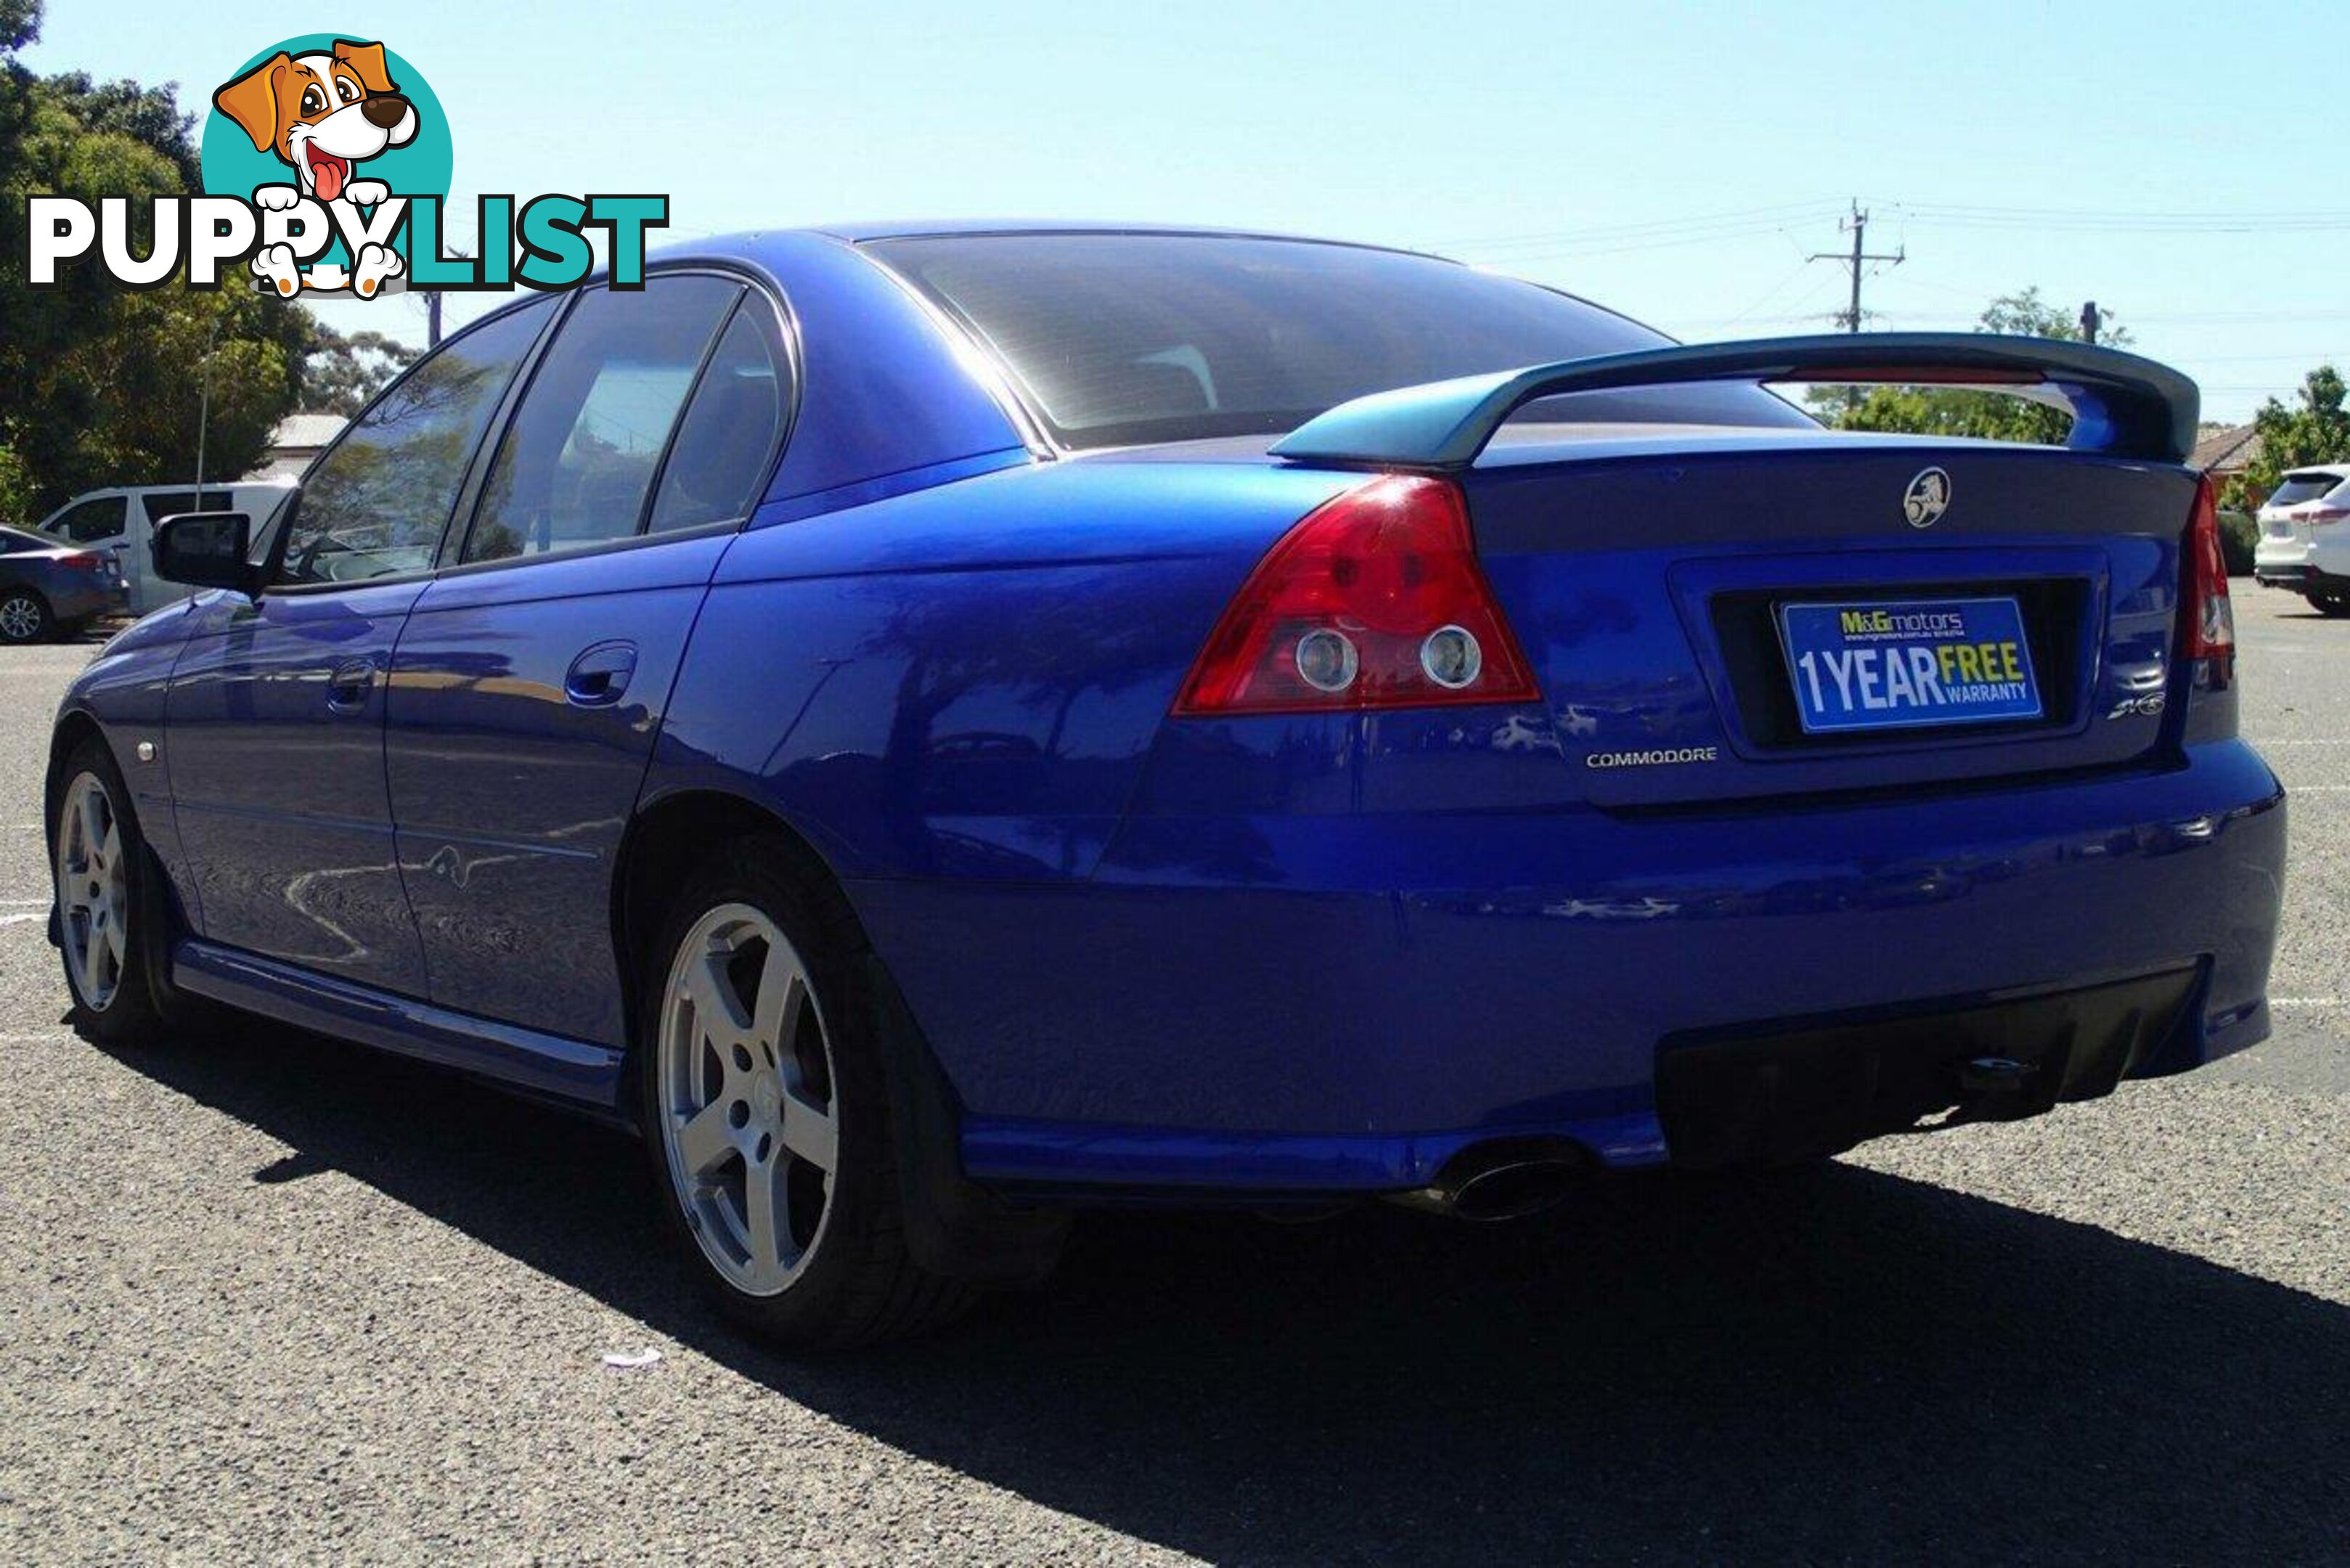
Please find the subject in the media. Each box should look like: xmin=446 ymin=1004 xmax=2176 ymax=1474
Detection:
xmin=1294 ymin=627 xmax=1360 ymax=693
xmin=1172 ymin=473 xmax=1539 ymax=716
xmin=1419 ymin=624 xmax=1482 ymax=690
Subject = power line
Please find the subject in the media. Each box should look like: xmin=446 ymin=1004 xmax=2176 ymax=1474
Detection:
xmin=1455 ymin=217 xmax=1837 ymax=264
xmin=1423 ymin=199 xmax=1845 ymax=255
xmin=1715 ymin=258 xmax=1832 ymax=332
xmin=1876 ymin=199 xmax=2350 ymax=234
xmin=1435 ymin=195 xmax=2350 ymax=273
xmin=1807 ymin=201 xmax=1904 ymax=334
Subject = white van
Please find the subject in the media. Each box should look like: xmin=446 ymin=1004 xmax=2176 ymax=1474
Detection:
xmin=34 ymin=481 xmax=298 ymax=615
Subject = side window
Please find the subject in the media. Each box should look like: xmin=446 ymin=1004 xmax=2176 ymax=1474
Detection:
xmin=139 ymin=490 xmax=232 ymax=523
xmin=277 ymin=295 xmax=555 ymax=587
xmin=464 ymin=277 xmax=742 ymax=565
xmin=649 ymin=301 xmax=790 ymax=532
xmin=48 ymin=497 xmax=127 ymax=544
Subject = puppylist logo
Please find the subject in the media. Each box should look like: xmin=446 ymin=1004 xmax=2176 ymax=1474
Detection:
xmin=26 ymin=35 xmax=667 ymax=298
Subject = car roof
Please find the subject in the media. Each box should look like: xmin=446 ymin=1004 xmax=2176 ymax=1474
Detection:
xmin=60 ymin=480 xmax=292 ymax=498
xmin=664 ymin=221 xmax=1444 ymax=266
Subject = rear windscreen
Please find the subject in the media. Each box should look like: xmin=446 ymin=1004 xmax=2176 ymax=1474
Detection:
xmin=868 ymin=232 xmax=1810 ymax=449
xmin=2269 ymin=473 xmax=2346 ymax=506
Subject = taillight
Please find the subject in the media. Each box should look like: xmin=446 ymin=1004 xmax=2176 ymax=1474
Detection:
xmin=1174 ymin=473 xmax=1540 ymax=716
xmin=2182 ymin=473 xmax=2234 ymax=661
xmin=2306 ymin=506 xmax=2349 ymax=526
xmin=57 ymin=552 xmax=104 ymax=573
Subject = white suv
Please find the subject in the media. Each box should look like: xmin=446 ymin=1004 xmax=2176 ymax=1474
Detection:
xmin=33 ymin=481 xmax=296 ymax=616
xmin=2253 ymin=465 xmax=2350 ymax=616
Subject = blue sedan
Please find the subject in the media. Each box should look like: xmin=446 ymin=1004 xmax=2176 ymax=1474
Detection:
xmin=46 ymin=224 xmax=2286 ymax=1346
xmin=0 ymin=526 xmax=125 ymax=642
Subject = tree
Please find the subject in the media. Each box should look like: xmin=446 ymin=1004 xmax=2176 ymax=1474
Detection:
xmin=299 ymin=325 xmax=413 ymax=415
xmin=2235 ymin=366 xmax=2350 ymax=508
xmin=0 ymin=0 xmax=36 ymax=52
xmin=0 ymin=3 xmax=317 ymax=513
xmin=1811 ymin=287 xmax=2129 ymax=444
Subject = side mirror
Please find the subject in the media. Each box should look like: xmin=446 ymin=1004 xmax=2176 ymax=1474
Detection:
xmin=152 ymin=512 xmax=259 ymax=595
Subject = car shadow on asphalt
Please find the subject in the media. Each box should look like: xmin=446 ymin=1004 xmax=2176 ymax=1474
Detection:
xmin=94 ymin=1017 xmax=2350 ymax=1563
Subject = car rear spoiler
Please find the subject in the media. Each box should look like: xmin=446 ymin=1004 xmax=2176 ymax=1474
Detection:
xmin=1268 ymin=332 xmax=2201 ymax=470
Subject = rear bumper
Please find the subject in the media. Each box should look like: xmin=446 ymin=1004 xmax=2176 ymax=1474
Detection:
xmin=2260 ymin=563 xmax=2350 ymax=595
xmin=46 ymin=579 xmax=126 ymax=624
xmin=849 ymin=740 xmax=2286 ymax=1196
xmin=1655 ymin=964 xmax=2203 ymax=1168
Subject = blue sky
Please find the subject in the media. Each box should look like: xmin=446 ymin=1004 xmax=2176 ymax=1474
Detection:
xmin=31 ymin=0 xmax=2343 ymax=422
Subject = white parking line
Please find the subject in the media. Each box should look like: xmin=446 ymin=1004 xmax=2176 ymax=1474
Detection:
xmin=2272 ymin=998 xmax=2343 ymax=1008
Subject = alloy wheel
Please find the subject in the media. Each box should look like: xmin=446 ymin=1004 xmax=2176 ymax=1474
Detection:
xmin=56 ymin=772 xmax=127 ymax=1010
xmin=655 ymin=902 xmax=841 ymax=1296
xmin=0 ymin=593 xmax=43 ymax=642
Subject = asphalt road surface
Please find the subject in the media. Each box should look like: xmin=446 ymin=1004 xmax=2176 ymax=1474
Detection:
xmin=1 ymin=587 xmax=2343 ymax=1564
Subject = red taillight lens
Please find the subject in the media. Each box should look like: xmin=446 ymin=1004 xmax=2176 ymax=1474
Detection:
xmin=1174 ymin=474 xmax=1539 ymax=716
xmin=57 ymin=552 xmax=103 ymax=572
xmin=2306 ymin=506 xmax=2349 ymax=526
xmin=2182 ymin=473 xmax=2235 ymax=661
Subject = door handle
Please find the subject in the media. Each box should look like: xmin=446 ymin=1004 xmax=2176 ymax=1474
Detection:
xmin=327 ymin=656 xmax=375 ymax=711
xmin=564 ymin=641 xmax=637 ymax=706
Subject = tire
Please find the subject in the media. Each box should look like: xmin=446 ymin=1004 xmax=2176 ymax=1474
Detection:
xmin=52 ymin=737 xmax=180 ymax=1046
xmin=638 ymin=836 xmax=971 ymax=1347
xmin=2307 ymin=588 xmax=2350 ymax=618
xmin=0 ymin=588 xmax=53 ymax=645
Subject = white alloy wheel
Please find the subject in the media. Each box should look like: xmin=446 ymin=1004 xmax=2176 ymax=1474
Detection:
xmin=655 ymin=902 xmax=841 ymax=1296
xmin=56 ymin=771 xmax=128 ymax=1010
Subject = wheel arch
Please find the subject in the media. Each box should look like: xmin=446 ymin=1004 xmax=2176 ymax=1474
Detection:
xmin=44 ymin=707 xmax=108 ymax=844
xmin=611 ymin=786 xmax=860 ymax=1037
xmin=608 ymin=782 xmax=1066 ymax=1282
xmin=44 ymin=706 xmax=203 ymax=1018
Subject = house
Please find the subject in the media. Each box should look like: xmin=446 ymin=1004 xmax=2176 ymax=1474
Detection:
xmin=250 ymin=412 xmax=346 ymax=481
xmin=2190 ymin=422 xmax=2265 ymax=506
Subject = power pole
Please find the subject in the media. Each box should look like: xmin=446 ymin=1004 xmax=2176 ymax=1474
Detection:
xmin=193 ymin=313 xmax=221 ymax=502
xmin=419 ymin=248 xmax=472 ymax=348
xmin=2079 ymin=301 xmax=2101 ymax=344
xmin=1808 ymin=201 xmax=1905 ymax=332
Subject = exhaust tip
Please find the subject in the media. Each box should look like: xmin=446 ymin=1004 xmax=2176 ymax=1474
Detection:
xmin=1450 ymin=1156 xmax=1583 ymax=1222
xmin=1390 ymin=1139 xmax=1587 ymax=1222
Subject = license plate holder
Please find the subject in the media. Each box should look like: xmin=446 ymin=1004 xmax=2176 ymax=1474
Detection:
xmin=1776 ymin=597 xmax=2042 ymax=735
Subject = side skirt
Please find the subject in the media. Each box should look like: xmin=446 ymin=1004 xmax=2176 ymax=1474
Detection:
xmin=170 ymin=938 xmax=627 ymax=1116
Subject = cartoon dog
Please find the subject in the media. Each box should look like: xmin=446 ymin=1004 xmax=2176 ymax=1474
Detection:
xmin=212 ymin=40 xmax=417 ymax=298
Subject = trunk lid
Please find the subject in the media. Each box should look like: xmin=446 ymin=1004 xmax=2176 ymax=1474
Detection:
xmin=1464 ymin=430 xmax=2194 ymax=807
